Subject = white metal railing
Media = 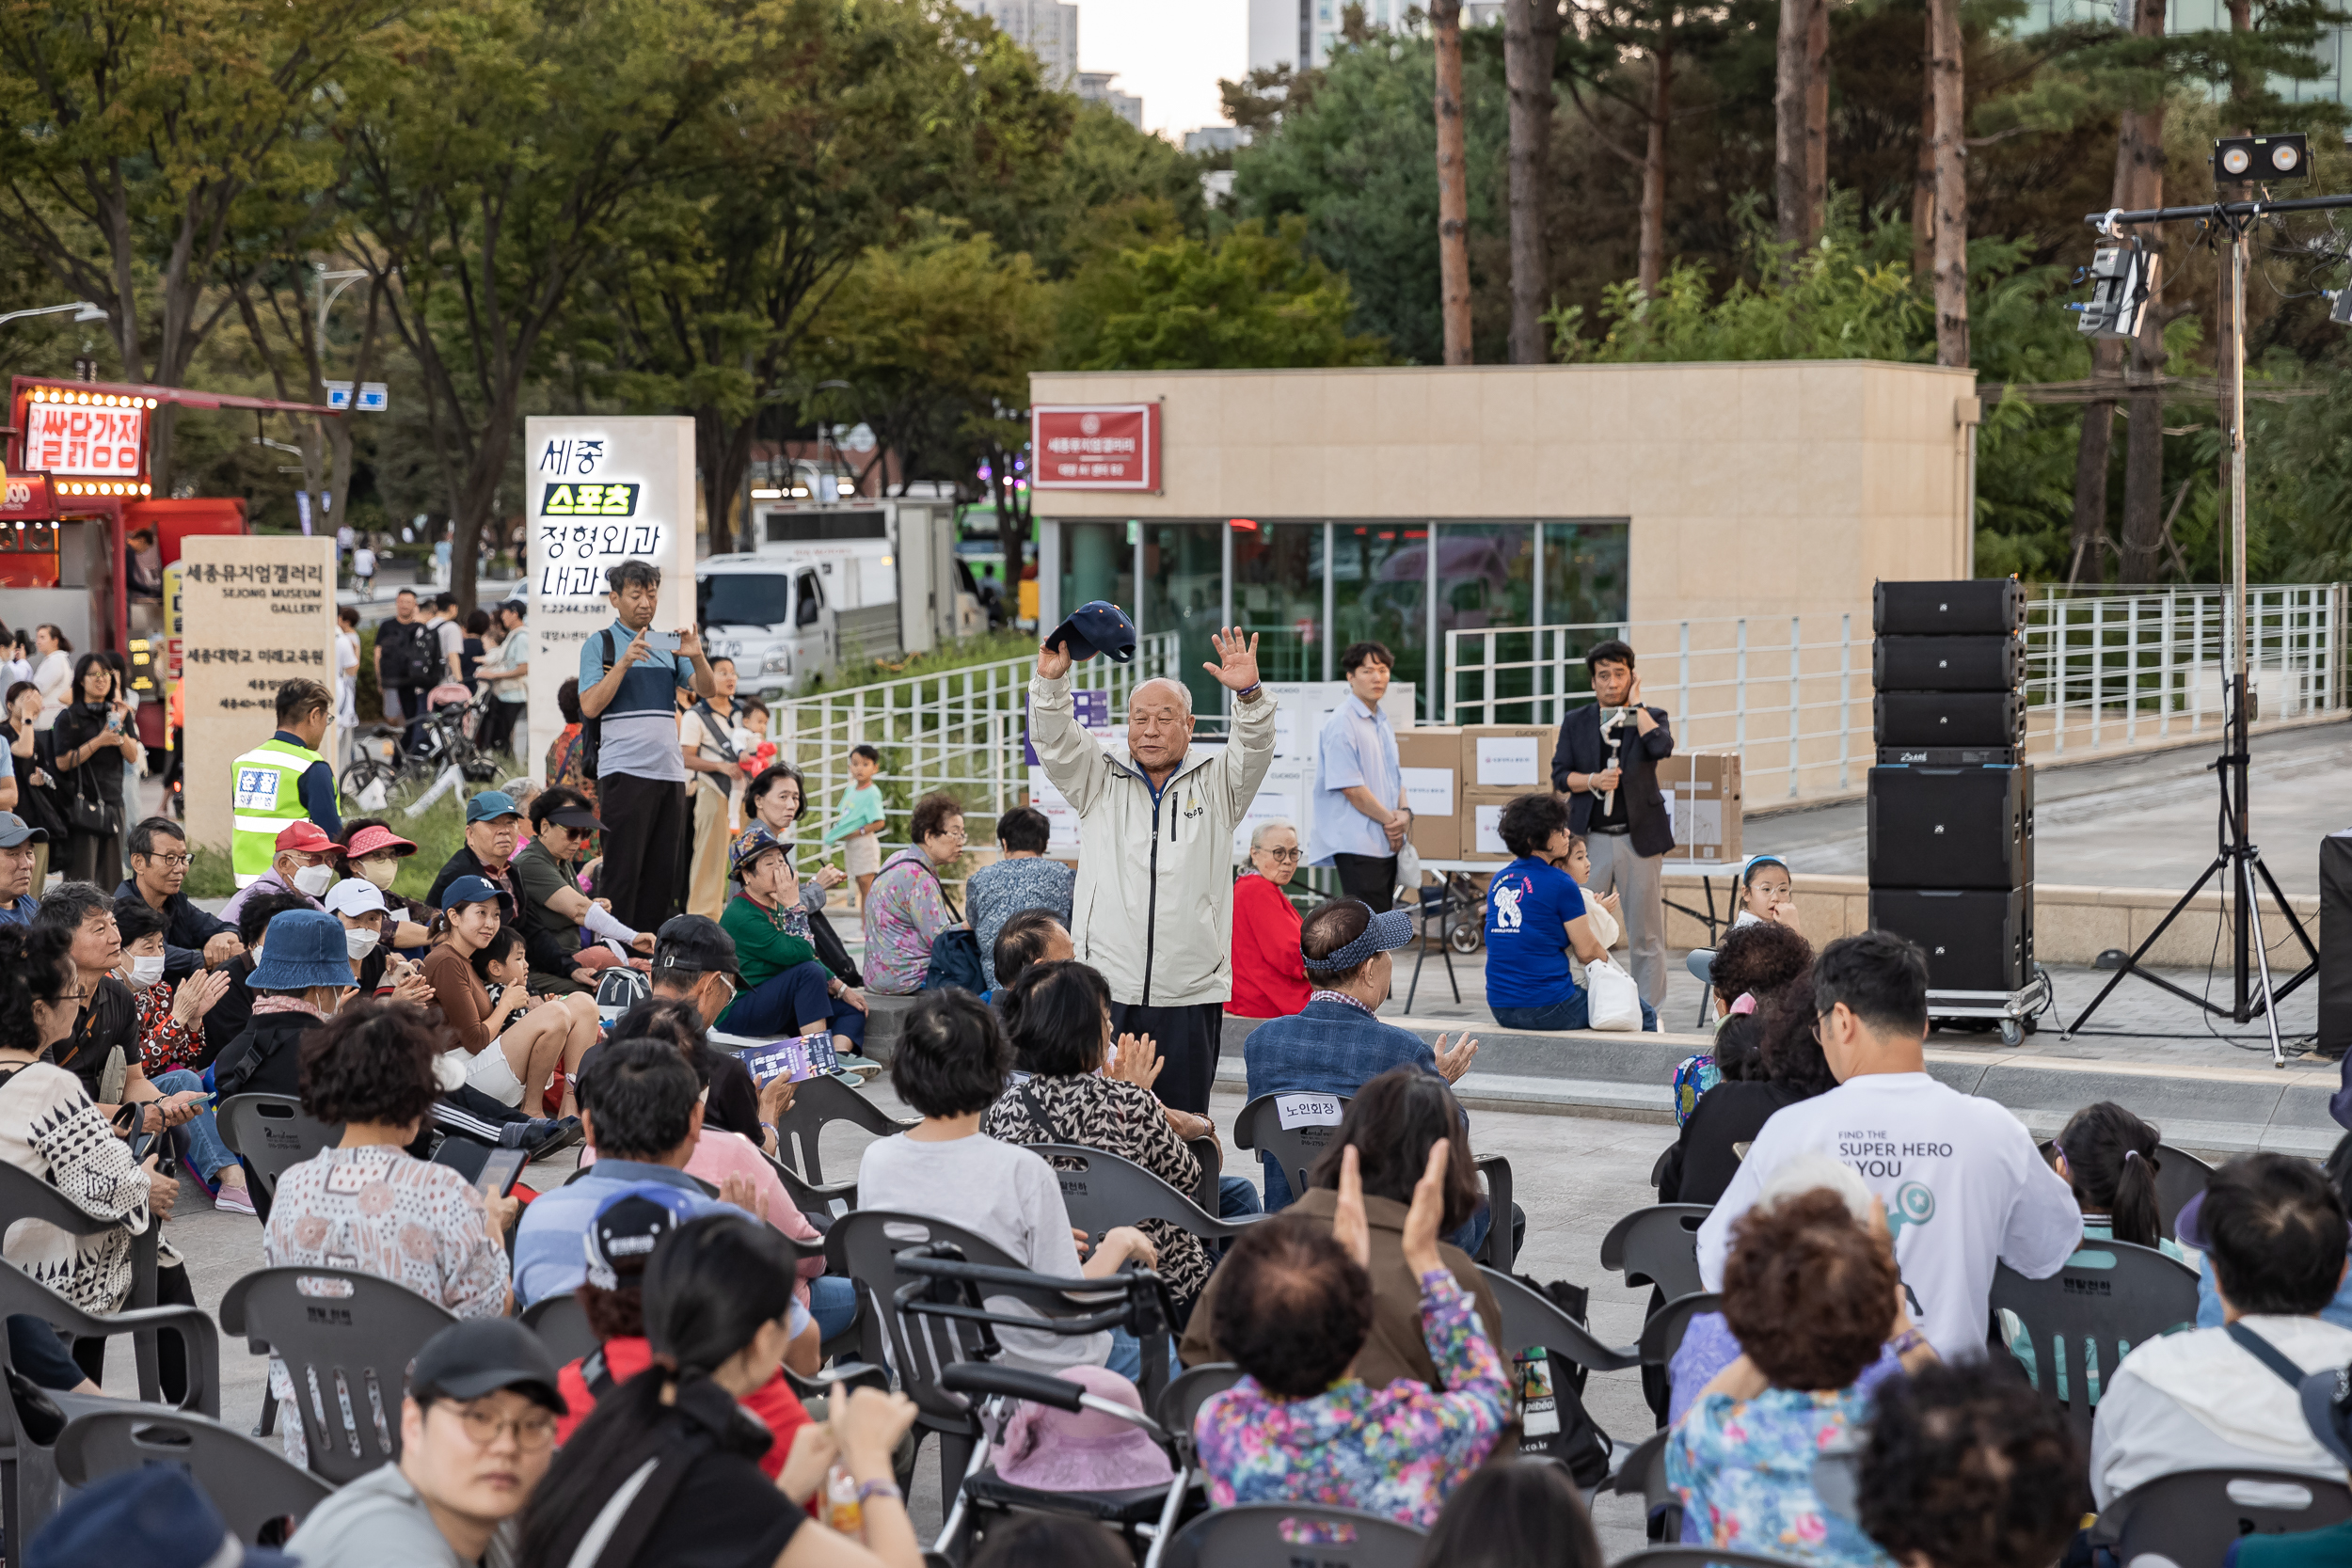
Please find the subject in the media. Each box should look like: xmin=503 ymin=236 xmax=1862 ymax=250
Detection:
xmin=771 ymin=633 xmax=1183 ymax=869
xmin=1444 ymin=584 xmax=2348 ymax=803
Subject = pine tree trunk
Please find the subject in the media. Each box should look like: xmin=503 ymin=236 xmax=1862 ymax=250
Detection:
xmin=1912 ymin=24 xmax=1934 ymax=287
xmin=1929 ymin=0 xmax=1967 ymax=367
xmin=1775 ymin=0 xmax=1809 ymax=249
xmin=1433 ymin=0 xmax=1474 ymax=364
xmin=1804 ymin=0 xmax=1828 ymax=245
xmin=2115 ymin=0 xmax=2169 ymax=582
xmin=1504 ymin=0 xmax=1562 ymax=363
xmin=2071 ymin=394 xmax=2115 ymax=585
xmin=1639 ymin=35 xmax=1674 ymax=296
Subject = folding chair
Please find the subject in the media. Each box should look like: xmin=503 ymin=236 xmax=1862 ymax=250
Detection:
xmin=1638 ymin=1290 xmax=1723 ymax=1373
xmin=1990 ymin=1241 xmax=2199 ymax=1448
xmin=0 ymin=1162 xmax=171 ymax=1400
xmin=1479 ymin=1266 xmax=1641 ymax=1377
xmin=1032 ymin=1143 xmax=1263 ymax=1250
xmin=215 ymin=1095 xmax=342 ymax=1197
xmin=55 ymin=1407 xmax=333 ymax=1544
xmin=1598 ymin=1203 xmax=1710 ymax=1303
xmin=520 ymin=1291 xmax=597 ymax=1366
xmin=2090 ymin=1468 xmax=2352 ymax=1568
xmin=216 ymin=1266 xmax=458 ymax=1483
xmin=1156 ymin=1361 xmax=1244 ymax=1452
xmin=773 ymin=1074 xmax=914 ymax=1188
xmin=2153 ymin=1143 xmax=2215 ymax=1241
xmin=1608 ymin=1429 xmax=1681 ymax=1544
xmin=1161 ymin=1501 xmax=1427 ymax=1568
xmin=1232 ymin=1091 xmax=1346 ymax=1208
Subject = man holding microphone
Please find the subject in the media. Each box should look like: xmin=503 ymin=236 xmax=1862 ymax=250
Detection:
xmin=1549 ymin=638 xmax=1675 ymax=1009
xmin=1029 ymin=604 xmax=1277 ymax=1115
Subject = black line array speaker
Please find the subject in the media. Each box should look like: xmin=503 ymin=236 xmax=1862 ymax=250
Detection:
xmin=1868 ymin=578 xmax=2034 ymax=1002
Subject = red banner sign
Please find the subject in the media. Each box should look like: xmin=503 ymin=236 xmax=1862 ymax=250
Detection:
xmin=23 ymin=401 xmax=146 ymax=478
xmin=1032 ymin=403 xmax=1159 ymax=492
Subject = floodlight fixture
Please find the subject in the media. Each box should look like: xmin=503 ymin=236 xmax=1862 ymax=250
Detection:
xmin=2215 ymin=133 xmax=2308 ymax=185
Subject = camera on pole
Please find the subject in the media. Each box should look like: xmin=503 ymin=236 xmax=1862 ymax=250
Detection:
xmin=2074 ymin=234 xmax=2157 ymax=339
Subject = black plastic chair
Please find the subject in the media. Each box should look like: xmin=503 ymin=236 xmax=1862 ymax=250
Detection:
xmin=1479 ymin=1265 xmax=1642 ymax=1376
xmin=2153 ymin=1143 xmax=2215 ymax=1241
xmin=216 ymin=1094 xmax=342 ymax=1197
xmin=1990 ymin=1240 xmax=2199 ymax=1447
xmin=1185 ymin=1134 xmax=1223 ymax=1216
xmin=1638 ymin=1290 xmax=1723 ymax=1374
xmin=1232 ymin=1091 xmax=1346 ymax=1207
xmin=773 ymin=1074 xmax=913 ymax=1189
xmin=1031 ymin=1143 xmax=1264 ymax=1249
xmin=55 ymin=1406 xmax=333 ymax=1543
xmin=1612 ymin=1548 xmax=1816 ymax=1568
xmin=2090 ymin=1468 xmax=2352 ymax=1568
xmin=1156 ymin=1361 xmax=1243 ymax=1457
xmin=0 ymin=1161 xmax=169 ymax=1400
xmin=520 ymin=1291 xmax=598 ymax=1366
xmin=829 ymin=1208 xmax=1171 ymax=1503
xmin=1161 ymin=1501 xmax=1427 ymax=1568
xmin=1599 ymin=1203 xmax=1710 ymax=1303
xmin=1609 ymin=1429 xmax=1680 ymax=1544
xmin=0 ymin=1252 xmax=221 ymax=1552
xmin=217 ymin=1265 xmax=459 ymax=1484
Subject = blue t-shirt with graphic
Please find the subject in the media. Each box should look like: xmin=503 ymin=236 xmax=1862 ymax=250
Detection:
xmin=1482 ymin=854 xmax=1582 ymax=1009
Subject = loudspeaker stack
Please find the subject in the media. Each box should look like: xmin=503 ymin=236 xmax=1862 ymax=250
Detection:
xmin=1867 ymin=580 xmax=2036 ymax=998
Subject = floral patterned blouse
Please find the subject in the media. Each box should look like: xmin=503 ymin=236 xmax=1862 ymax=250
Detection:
xmin=980 ymin=1071 xmax=1208 ymax=1306
xmin=133 ymin=981 xmax=202 ymax=1076
xmin=1665 ymin=1386 xmax=1895 ymax=1568
xmin=863 ymin=847 xmax=953 ymax=996
xmin=1196 ymin=1269 xmax=1508 ymax=1528
xmin=261 ymin=1144 xmax=512 ymax=1465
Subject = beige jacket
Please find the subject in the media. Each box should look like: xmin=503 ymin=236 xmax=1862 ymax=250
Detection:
xmin=1029 ymin=670 xmax=1277 ymax=1007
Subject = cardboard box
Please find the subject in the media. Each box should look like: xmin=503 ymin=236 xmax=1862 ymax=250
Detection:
xmin=1461 ymin=724 xmax=1554 ymax=789
xmin=1461 ymin=787 xmax=1523 ymax=861
xmin=1408 ymin=809 xmax=1460 ymax=862
xmin=1658 ymin=752 xmax=1743 ymax=863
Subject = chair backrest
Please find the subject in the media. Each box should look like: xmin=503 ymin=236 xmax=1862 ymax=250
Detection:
xmin=1478 ymin=1265 xmax=1640 ymax=1375
xmin=1161 ymin=1501 xmax=1428 ymax=1568
xmin=1637 ymin=1291 xmax=1724 ymax=1370
xmin=55 ymin=1408 xmax=334 ymax=1543
xmin=0 ymin=1161 xmax=169 ymax=1399
xmin=215 ymin=1095 xmax=342 ymax=1197
xmin=1598 ymin=1203 xmax=1710 ymax=1301
xmin=2094 ymin=1468 xmax=2352 ymax=1567
xmin=2153 ymin=1143 xmax=2215 ymax=1241
xmin=829 ymin=1209 xmax=1162 ymax=1428
xmin=1185 ymin=1134 xmax=1221 ymax=1215
xmin=772 ymin=1074 xmax=912 ymax=1187
xmin=1990 ymin=1241 xmax=2200 ymax=1446
xmin=1612 ymin=1548 xmax=1817 ymax=1568
xmin=521 ymin=1291 xmax=598 ymax=1367
xmin=1032 ymin=1143 xmax=1257 ymax=1244
xmin=216 ymin=1266 xmax=459 ymax=1485
xmin=1156 ymin=1361 xmax=1245 ymax=1451
xmin=1473 ymin=1154 xmax=1515 ymax=1272
xmin=1233 ymin=1091 xmax=1348 ymax=1203
xmin=0 ymin=1252 xmax=220 ymax=1417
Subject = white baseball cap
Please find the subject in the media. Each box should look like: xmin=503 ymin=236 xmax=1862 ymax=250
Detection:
xmin=322 ymin=878 xmax=390 ymax=918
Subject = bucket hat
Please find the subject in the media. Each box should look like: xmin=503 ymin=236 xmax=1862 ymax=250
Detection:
xmin=993 ymin=1366 xmax=1175 ymax=1492
xmin=247 ymin=908 xmax=358 ymax=990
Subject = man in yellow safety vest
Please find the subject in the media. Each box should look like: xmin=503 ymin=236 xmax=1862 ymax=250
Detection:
xmin=230 ymin=678 xmax=340 ymax=891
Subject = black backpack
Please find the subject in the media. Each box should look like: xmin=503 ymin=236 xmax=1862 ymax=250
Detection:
xmin=580 ymin=628 xmax=615 ymax=780
xmin=376 ymin=619 xmax=428 ymax=687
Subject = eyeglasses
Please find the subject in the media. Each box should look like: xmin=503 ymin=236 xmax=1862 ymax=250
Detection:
xmin=937 ymin=825 xmax=968 ymax=842
xmin=444 ymin=1402 xmax=559 ymax=1450
xmin=1258 ymin=847 xmax=1302 ymax=863
xmin=708 ymin=974 xmax=738 ymax=1006
xmin=145 ymin=854 xmax=193 ymax=870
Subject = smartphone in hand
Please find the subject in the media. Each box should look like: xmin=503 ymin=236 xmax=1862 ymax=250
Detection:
xmin=474 ymin=1146 xmax=529 ymax=1198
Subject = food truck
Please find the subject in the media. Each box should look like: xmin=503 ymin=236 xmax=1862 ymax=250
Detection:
xmin=0 ymin=376 xmax=339 ymax=751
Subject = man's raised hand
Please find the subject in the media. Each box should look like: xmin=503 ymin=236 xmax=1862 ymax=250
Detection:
xmin=1433 ymin=1032 xmax=1479 ymax=1084
xmin=1202 ymin=626 xmax=1262 ymax=693
xmin=1037 ymin=639 xmax=1073 ymax=681
xmin=620 ymin=626 xmax=655 ymax=669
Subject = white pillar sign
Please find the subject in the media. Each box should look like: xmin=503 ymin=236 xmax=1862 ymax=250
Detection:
xmin=524 ymin=416 xmax=697 ymax=784
xmin=179 ymin=535 xmax=338 ymax=858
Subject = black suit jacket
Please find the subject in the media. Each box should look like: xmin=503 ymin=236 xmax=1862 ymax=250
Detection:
xmin=1549 ymin=703 xmax=1677 ymax=859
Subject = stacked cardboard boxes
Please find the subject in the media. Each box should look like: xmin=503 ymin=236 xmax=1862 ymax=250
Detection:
xmin=1399 ymin=726 xmax=1463 ymax=860
xmin=1459 ymin=724 xmax=1553 ymax=862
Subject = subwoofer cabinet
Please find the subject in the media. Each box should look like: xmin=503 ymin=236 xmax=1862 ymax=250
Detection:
xmin=1869 ymin=886 xmax=2034 ymax=993
xmin=1867 ymin=766 xmax=2033 ymax=891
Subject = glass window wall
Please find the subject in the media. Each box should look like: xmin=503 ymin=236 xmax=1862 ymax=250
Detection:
xmin=1137 ymin=523 xmax=1225 ymax=717
xmin=1232 ymin=522 xmax=1326 ymax=686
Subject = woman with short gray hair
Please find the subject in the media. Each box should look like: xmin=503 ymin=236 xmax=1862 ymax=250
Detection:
xmin=1229 ymin=817 xmax=1309 ymax=1019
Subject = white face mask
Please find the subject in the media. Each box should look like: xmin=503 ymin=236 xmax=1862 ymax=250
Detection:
xmin=124 ymin=954 xmax=165 ymax=989
xmin=293 ymin=863 xmax=336 ymax=897
xmin=358 ymin=858 xmax=401 ymax=891
xmin=344 ymin=927 xmax=379 ymax=961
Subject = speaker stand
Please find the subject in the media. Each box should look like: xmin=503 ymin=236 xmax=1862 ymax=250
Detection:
xmin=2060 ymin=678 xmax=2319 ymax=1068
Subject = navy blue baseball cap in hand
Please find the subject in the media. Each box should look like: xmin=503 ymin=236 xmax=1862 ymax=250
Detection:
xmin=1046 ymin=601 xmax=1137 ymax=664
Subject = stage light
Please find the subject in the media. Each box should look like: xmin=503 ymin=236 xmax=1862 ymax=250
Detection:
xmin=2216 ymin=134 xmax=2308 ymax=185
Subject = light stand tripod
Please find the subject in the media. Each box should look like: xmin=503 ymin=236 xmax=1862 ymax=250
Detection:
xmin=2060 ymin=193 xmax=2327 ymax=1065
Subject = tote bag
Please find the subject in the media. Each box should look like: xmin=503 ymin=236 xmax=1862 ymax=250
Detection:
xmin=1584 ymin=958 xmax=1644 ymax=1032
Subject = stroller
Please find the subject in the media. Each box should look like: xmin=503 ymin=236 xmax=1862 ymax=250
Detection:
xmin=876 ymin=1235 xmax=1200 ymax=1566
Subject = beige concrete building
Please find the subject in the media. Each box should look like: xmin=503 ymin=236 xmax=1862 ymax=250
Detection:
xmin=1028 ymin=361 xmax=1980 ymax=798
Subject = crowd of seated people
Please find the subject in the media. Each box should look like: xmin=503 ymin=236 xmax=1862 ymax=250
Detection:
xmin=25 ymin=814 xmax=2352 ymax=1568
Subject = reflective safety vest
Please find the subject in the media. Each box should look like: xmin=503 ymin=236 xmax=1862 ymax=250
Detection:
xmin=230 ymin=737 xmax=334 ymax=887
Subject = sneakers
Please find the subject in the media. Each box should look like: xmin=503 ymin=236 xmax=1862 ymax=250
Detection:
xmin=833 ymin=1053 xmax=884 ymax=1085
xmin=214 ymin=1180 xmax=258 ymax=1216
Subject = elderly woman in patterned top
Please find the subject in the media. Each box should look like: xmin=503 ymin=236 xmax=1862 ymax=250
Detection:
xmin=962 ymin=805 xmax=1073 ymax=993
xmin=261 ymin=999 xmax=516 ymax=1465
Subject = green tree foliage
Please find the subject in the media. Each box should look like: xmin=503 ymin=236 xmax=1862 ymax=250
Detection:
xmin=1060 ymin=218 xmax=1389 ymax=371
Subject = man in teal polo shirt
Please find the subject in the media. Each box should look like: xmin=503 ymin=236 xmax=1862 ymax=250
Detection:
xmin=577 ymin=559 xmax=718 ymax=933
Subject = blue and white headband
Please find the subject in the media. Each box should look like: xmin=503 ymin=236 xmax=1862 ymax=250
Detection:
xmin=1303 ymin=902 xmax=1416 ymax=975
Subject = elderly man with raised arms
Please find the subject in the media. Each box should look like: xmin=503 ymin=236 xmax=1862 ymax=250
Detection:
xmin=1029 ymin=607 xmax=1277 ymax=1114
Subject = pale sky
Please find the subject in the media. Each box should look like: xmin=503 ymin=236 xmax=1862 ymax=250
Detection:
xmin=1078 ymin=0 xmax=1248 ymax=140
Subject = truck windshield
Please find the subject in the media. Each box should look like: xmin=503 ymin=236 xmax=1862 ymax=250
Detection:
xmin=697 ymin=574 xmax=792 ymax=626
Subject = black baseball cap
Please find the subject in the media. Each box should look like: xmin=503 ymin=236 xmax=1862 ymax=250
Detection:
xmin=544 ymin=800 xmax=606 ymax=832
xmin=1046 ymin=600 xmax=1137 ymax=664
xmin=409 ymin=1318 xmax=564 ymax=1414
xmin=655 ymin=913 xmax=738 ymax=979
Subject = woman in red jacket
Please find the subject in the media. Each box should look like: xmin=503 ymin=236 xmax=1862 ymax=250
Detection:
xmin=1230 ymin=819 xmax=1311 ymax=1018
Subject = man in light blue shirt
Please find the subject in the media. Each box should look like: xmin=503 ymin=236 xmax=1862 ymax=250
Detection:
xmin=576 ymin=558 xmax=719 ymax=933
xmin=511 ymin=1035 xmax=726 ymax=1305
xmin=1308 ymin=641 xmax=1409 ymax=912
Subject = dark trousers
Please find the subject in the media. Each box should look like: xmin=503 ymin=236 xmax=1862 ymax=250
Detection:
xmin=61 ymin=827 xmax=121 ymax=887
xmin=479 ymin=700 xmax=521 ymax=759
xmin=1109 ymin=999 xmax=1224 ymax=1117
xmin=596 ymin=772 xmax=685 ymax=934
xmin=1331 ymin=852 xmax=1399 ymax=912
xmin=723 ymin=961 xmax=869 ymax=1048
xmin=393 ymin=683 xmax=433 ymax=752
